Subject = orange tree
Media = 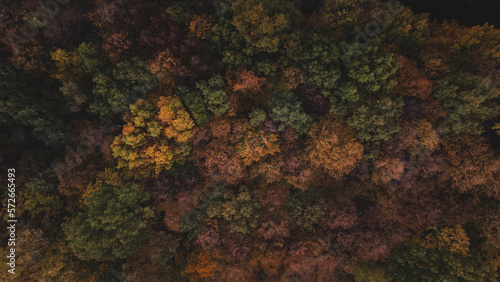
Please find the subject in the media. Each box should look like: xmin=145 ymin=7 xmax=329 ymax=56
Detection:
xmin=111 ymin=96 xmax=196 ymax=177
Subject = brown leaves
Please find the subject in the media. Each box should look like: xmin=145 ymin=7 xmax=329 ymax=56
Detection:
xmin=306 ymin=118 xmax=364 ymax=179
xmin=189 ymin=14 xmax=212 ymax=39
xmin=393 ymin=54 xmax=433 ymax=99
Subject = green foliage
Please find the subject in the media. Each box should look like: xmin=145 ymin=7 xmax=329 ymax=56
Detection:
xmin=165 ymin=3 xmax=186 ymax=24
xmin=176 ymin=85 xmax=210 ymax=125
xmin=249 ymin=108 xmax=267 ymax=127
xmin=209 ymin=20 xmax=252 ymax=69
xmin=352 ymin=263 xmax=391 ymax=282
xmin=231 ymin=0 xmax=302 ymax=54
xmin=339 ymin=41 xmax=399 ymax=103
xmin=63 ymin=169 xmax=154 ymax=261
xmin=346 ymin=97 xmax=404 ymax=143
xmin=0 ymin=64 xmax=69 ymax=146
xmin=301 ymin=33 xmax=342 ymax=97
xmin=433 ymin=71 xmax=500 ymax=136
xmin=379 ymin=2 xmax=429 ymax=57
xmin=17 ymin=169 xmax=62 ymax=219
xmin=179 ymin=209 xmax=208 ymax=241
xmin=196 ymin=74 xmax=230 ymax=116
xmin=91 ymin=57 xmax=158 ymax=117
xmin=287 ymin=188 xmax=326 ymax=231
xmin=387 ymin=241 xmax=497 ymax=281
xmin=206 ymin=186 xmax=261 ymax=235
xmin=268 ymin=91 xmax=314 ymax=134
xmin=76 ymin=42 xmax=110 ymax=74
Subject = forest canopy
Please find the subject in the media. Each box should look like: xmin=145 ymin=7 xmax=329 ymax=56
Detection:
xmin=0 ymin=0 xmax=499 ymax=281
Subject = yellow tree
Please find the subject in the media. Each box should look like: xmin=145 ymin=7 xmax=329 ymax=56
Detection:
xmin=111 ymin=96 xmax=196 ymax=177
xmin=237 ymin=129 xmax=280 ymax=166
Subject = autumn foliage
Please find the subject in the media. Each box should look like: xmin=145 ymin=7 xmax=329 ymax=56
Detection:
xmin=3 ymin=0 xmax=500 ymax=281
xmin=111 ymin=96 xmax=196 ymax=177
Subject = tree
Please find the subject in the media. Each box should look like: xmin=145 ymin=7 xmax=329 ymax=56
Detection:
xmin=149 ymin=49 xmax=178 ymax=86
xmin=190 ymin=118 xmax=250 ymax=184
xmin=236 ymin=129 xmax=280 ymax=166
xmin=371 ymin=155 xmax=405 ymax=185
xmin=102 ymin=31 xmax=132 ymax=63
xmin=442 ymin=135 xmax=500 ymax=197
xmin=176 ymin=85 xmax=210 ymax=125
xmin=444 ymin=21 xmax=500 ymax=65
xmin=189 ymin=14 xmax=212 ymax=39
xmin=268 ymin=91 xmax=314 ymax=135
xmin=0 ymin=64 xmax=70 ymax=146
xmin=387 ymin=226 xmax=497 ymax=281
xmin=17 ymin=169 xmax=64 ymax=237
xmin=380 ymin=2 xmax=429 ymax=57
xmin=287 ymin=188 xmax=326 ymax=231
xmin=206 ymin=186 xmax=262 ymax=235
xmin=315 ymin=0 xmax=379 ymax=33
xmin=63 ymin=169 xmax=154 ymax=261
xmin=249 ymin=108 xmax=267 ymax=127
xmin=122 ymin=231 xmax=182 ymax=281
xmin=111 ymin=96 xmax=196 ymax=177
xmin=53 ymin=120 xmax=114 ymax=209
xmin=433 ymin=71 xmax=500 ymax=136
xmin=306 ymin=117 xmax=364 ymax=178
xmin=393 ymin=54 xmax=433 ymax=99
xmin=91 ymin=57 xmax=158 ymax=117
xmin=337 ymin=40 xmax=399 ymax=104
xmin=231 ymin=0 xmax=302 ymax=54
xmin=300 ymin=33 xmax=341 ymax=98
xmin=226 ymin=67 xmax=266 ymax=94
xmin=196 ymin=74 xmax=230 ymax=116
xmin=184 ymin=250 xmax=222 ymax=281
xmin=346 ymin=97 xmax=404 ymax=143
xmin=249 ymin=242 xmax=286 ymax=277
xmin=76 ymin=41 xmax=110 ymax=74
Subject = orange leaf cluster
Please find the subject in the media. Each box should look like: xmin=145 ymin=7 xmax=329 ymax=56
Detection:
xmin=189 ymin=14 xmax=212 ymax=39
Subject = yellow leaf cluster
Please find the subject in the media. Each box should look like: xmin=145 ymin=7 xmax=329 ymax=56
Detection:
xmin=111 ymin=96 xmax=196 ymax=177
xmin=237 ymin=130 xmax=280 ymax=166
xmin=416 ymin=119 xmax=439 ymax=152
xmin=189 ymin=14 xmax=212 ymax=39
xmin=417 ymin=225 xmax=470 ymax=256
xmin=50 ymin=48 xmax=82 ymax=82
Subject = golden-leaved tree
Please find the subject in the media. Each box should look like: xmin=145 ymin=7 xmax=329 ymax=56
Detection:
xmin=111 ymin=96 xmax=196 ymax=177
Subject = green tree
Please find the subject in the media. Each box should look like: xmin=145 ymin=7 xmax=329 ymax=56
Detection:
xmin=301 ymin=33 xmax=342 ymax=98
xmin=206 ymin=186 xmax=261 ymax=235
xmin=0 ymin=64 xmax=70 ymax=146
xmin=231 ymin=0 xmax=302 ymax=54
xmin=196 ymin=74 xmax=230 ymax=116
xmin=347 ymin=97 xmax=404 ymax=143
xmin=268 ymin=91 xmax=314 ymax=134
xmin=388 ymin=241 xmax=496 ymax=281
xmin=287 ymin=188 xmax=326 ymax=231
xmin=63 ymin=169 xmax=154 ymax=261
xmin=338 ymin=40 xmax=399 ymax=103
xmin=249 ymin=107 xmax=267 ymax=127
xmin=380 ymin=2 xmax=429 ymax=57
xmin=433 ymin=71 xmax=500 ymax=136
xmin=91 ymin=57 xmax=158 ymax=117
xmin=76 ymin=42 xmax=110 ymax=74
xmin=176 ymin=85 xmax=210 ymax=125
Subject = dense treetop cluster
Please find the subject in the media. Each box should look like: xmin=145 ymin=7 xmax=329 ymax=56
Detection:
xmin=0 ymin=0 xmax=499 ymax=280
